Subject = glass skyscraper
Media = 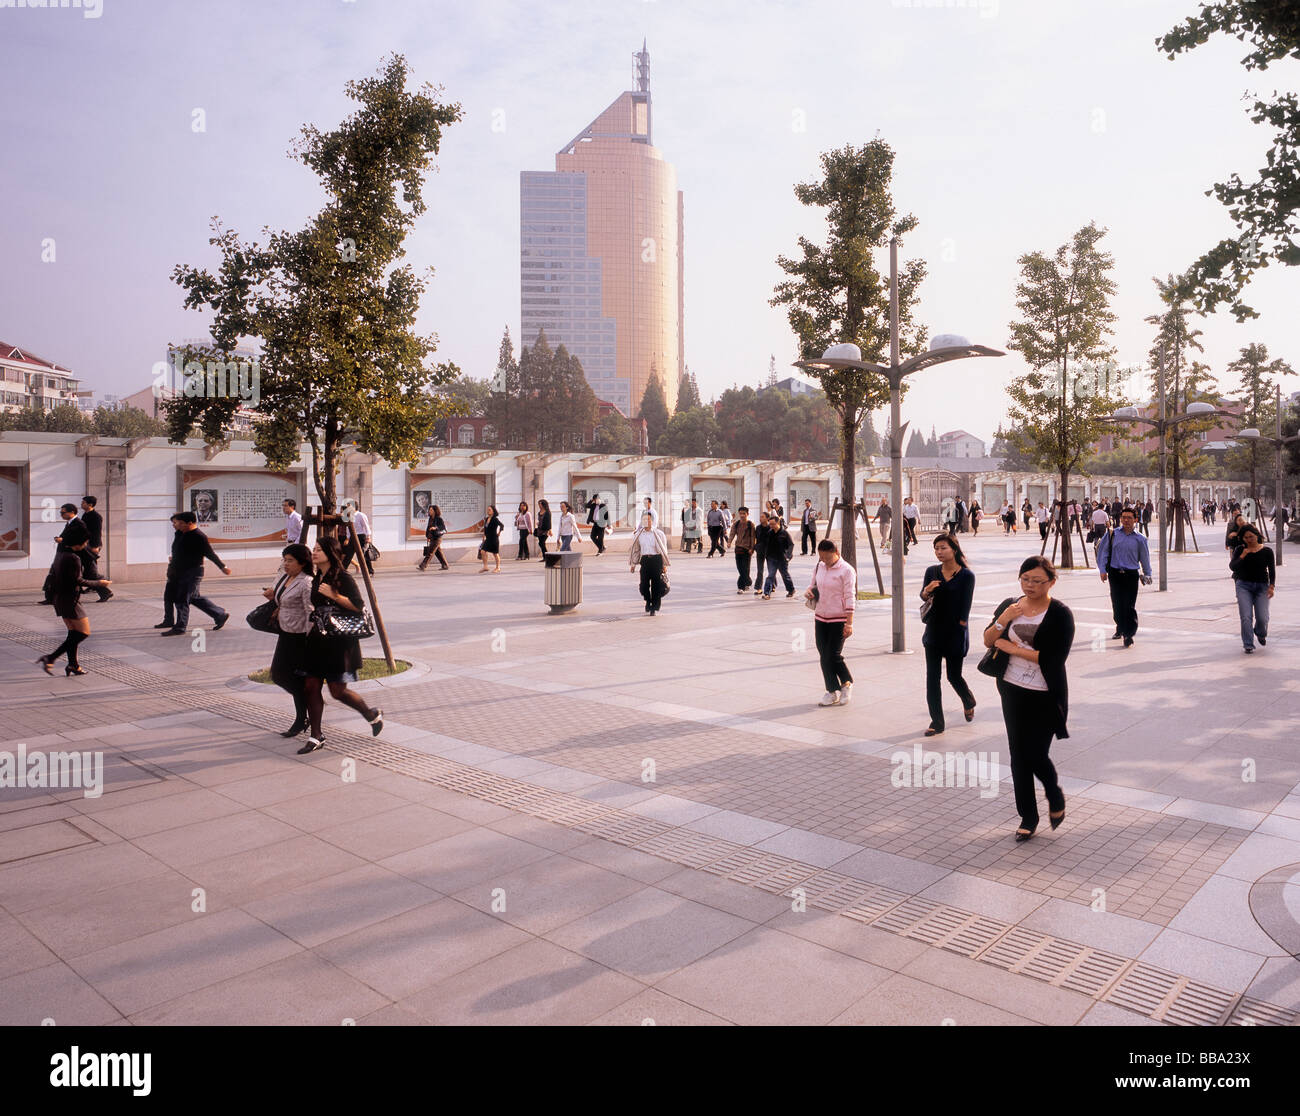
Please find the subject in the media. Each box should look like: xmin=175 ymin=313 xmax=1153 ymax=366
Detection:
xmin=520 ymin=43 xmax=684 ymax=416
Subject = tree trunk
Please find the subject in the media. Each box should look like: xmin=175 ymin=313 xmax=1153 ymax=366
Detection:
xmin=1172 ymin=443 xmax=1185 ymax=552
xmin=1058 ymin=468 xmax=1073 ymax=567
xmin=840 ymin=409 xmax=858 ymax=572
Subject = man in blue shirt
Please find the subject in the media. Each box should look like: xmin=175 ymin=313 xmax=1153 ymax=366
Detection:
xmin=1099 ymin=507 xmax=1152 ymax=648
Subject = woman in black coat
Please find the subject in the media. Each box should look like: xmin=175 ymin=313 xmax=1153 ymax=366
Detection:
xmin=417 ymin=505 xmax=449 ymax=571
xmin=480 ymin=504 xmax=503 ymax=572
xmin=297 ymin=536 xmax=382 ymax=754
xmin=534 ymin=499 xmax=552 ymax=559
xmin=37 ymin=538 xmax=111 ymax=676
xmin=982 ymin=555 xmax=1075 ymax=842
xmin=919 ymin=533 xmax=976 ymax=735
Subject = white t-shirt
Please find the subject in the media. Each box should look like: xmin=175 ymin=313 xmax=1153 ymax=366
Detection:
xmin=633 ymin=527 xmax=665 ymax=558
xmin=1002 ymin=608 xmax=1048 ymax=691
xmin=902 ymin=503 xmax=919 ymax=522
xmin=352 ymin=511 xmax=371 ymax=536
xmin=1091 ymin=508 xmax=1110 ymax=527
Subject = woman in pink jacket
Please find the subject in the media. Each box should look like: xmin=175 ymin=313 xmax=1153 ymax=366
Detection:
xmin=804 ymin=538 xmax=856 ymax=706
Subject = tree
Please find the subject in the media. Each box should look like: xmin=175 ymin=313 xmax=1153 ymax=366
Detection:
xmin=638 ymin=369 xmax=670 ymax=449
xmin=999 ymin=222 xmax=1121 ymax=566
xmin=991 ymin=433 xmax=1041 ymax=472
xmin=482 ymin=326 xmax=521 ymax=446
xmin=676 ymin=370 xmax=701 ymax=412
xmin=927 ymin=424 xmax=938 ymax=453
xmin=510 ymin=330 xmax=599 ymax=451
xmin=1224 ymin=343 xmax=1295 ymax=499
xmin=1158 ymin=4 xmax=1300 ymax=319
xmin=169 ymin=55 xmax=462 ymax=510
xmin=92 ymin=406 xmax=168 ymax=438
xmin=593 ymin=408 xmax=636 ymax=454
xmin=857 ymin=411 xmax=881 ymax=459
xmin=659 ymin=406 xmax=722 ymax=456
xmin=0 ymin=403 xmax=93 ymax=434
xmin=905 ymin=429 xmax=927 ymax=457
xmin=770 ymin=140 xmax=927 ymax=570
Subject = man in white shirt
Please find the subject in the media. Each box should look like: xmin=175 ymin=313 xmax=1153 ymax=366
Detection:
xmin=1089 ymin=503 xmax=1110 ymax=544
xmin=901 ymin=497 xmax=919 ymax=554
xmin=640 ymin=497 xmax=658 ymax=531
xmin=341 ymin=501 xmax=375 ymax=576
xmin=284 ymin=499 xmax=303 ymax=545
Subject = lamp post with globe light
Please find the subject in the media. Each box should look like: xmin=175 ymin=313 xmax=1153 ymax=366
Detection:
xmin=1105 ymin=348 xmax=1235 ymax=590
xmin=796 ymin=236 xmax=1003 ymax=653
xmin=1237 ymin=384 xmax=1300 ymax=566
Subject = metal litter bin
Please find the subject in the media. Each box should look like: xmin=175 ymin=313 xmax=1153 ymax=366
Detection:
xmin=544 ymin=551 xmax=583 ymax=613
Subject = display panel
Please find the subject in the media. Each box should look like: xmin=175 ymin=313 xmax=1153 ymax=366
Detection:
xmin=179 ymin=468 xmax=302 ymax=544
xmin=407 ymin=472 xmax=492 ymax=538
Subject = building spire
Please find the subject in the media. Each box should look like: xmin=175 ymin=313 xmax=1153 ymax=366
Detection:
xmin=635 ymin=40 xmax=650 ymax=93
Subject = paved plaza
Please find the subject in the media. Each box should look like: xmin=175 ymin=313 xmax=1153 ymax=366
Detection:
xmin=1 ymin=527 xmax=1297 ymax=1026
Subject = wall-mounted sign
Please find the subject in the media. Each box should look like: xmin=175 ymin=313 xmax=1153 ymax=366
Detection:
xmin=571 ymin=475 xmax=630 ymax=529
xmin=408 ymin=472 xmax=492 ymax=538
xmin=788 ymin=479 xmax=829 ymax=518
xmin=179 ymin=468 xmax=302 ymax=545
xmin=0 ymin=465 xmax=26 ymax=553
xmin=692 ymin=476 xmax=741 ymax=513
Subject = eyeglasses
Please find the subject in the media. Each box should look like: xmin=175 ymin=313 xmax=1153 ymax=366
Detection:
xmin=1019 ymin=576 xmax=1050 ymax=586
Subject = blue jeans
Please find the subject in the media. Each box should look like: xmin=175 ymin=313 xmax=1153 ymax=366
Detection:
xmin=559 ymin=535 xmax=572 ymax=551
xmin=1235 ymin=580 xmax=1270 ymax=649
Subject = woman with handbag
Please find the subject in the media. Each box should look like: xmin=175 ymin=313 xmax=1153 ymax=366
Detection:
xmin=534 ymin=499 xmax=552 ymax=559
xmin=263 ymin=543 xmax=314 ymax=740
xmin=417 ymin=505 xmax=449 ymax=571
xmin=981 ymin=555 xmax=1074 ymax=841
xmin=515 ymin=502 xmax=533 ymax=561
xmin=297 ymin=536 xmax=383 ymax=754
xmin=556 ymin=501 xmax=583 ymax=552
xmin=480 ymin=505 xmax=503 ymax=572
xmin=630 ymin=511 xmax=670 ymax=615
xmin=919 ymin=533 xmax=976 ymax=736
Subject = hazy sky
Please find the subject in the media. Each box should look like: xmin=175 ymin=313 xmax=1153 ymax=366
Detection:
xmin=3 ymin=0 xmax=1297 ymax=447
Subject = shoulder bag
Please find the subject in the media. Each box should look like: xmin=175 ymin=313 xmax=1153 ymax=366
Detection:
xmin=246 ymin=575 xmax=286 ymax=634
xmin=977 ymin=599 xmax=1011 ymax=677
xmin=310 ymin=602 xmax=376 ymax=640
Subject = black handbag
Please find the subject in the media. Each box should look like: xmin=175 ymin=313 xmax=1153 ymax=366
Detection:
xmin=364 ymin=541 xmax=380 ymax=563
xmin=310 ymin=603 xmax=376 ymax=640
xmin=659 ymin=569 xmax=671 ymax=597
xmin=246 ymin=600 xmax=281 ymax=634
xmin=976 ymin=645 xmax=1008 ymax=678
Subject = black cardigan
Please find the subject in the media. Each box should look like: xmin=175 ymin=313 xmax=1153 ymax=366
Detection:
xmin=920 ymin=564 xmax=975 ymax=641
xmin=987 ymin=596 xmax=1075 ymax=740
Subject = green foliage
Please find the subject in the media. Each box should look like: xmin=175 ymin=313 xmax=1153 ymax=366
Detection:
xmin=1158 ymin=3 xmax=1300 ymax=319
xmin=638 ymin=369 xmax=670 ymax=448
xmin=1081 ymin=444 xmax=1152 ymax=477
xmin=770 ymin=139 xmax=926 ymax=567
xmin=708 ymin=386 xmax=838 ymax=461
xmin=659 ymin=406 xmax=723 ymax=457
xmin=904 ymin=429 xmax=927 ymax=457
xmin=593 ymin=408 xmax=636 ymax=454
xmin=437 ymin=373 xmax=492 ymax=419
xmin=91 ymin=406 xmax=169 ymax=438
xmin=0 ymin=403 xmax=92 ymax=433
xmin=169 ymin=55 xmax=463 ymax=507
xmin=675 ymin=371 xmax=702 ymax=413
xmin=490 ymin=330 xmax=599 ymax=451
xmin=1223 ymin=343 xmax=1295 ymax=488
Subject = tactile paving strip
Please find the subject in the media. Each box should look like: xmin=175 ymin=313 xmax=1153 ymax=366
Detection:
xmin=0 ymin=621 xmax=1292 ymax=1027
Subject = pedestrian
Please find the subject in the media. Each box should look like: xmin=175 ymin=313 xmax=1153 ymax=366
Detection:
xmin=805 ymin=538 xmax=856 ymax=706
xmin=719 ymin=501 xmax=733 ymax=552
xmin=1088 ymin=501 xmax=1110 ymax=545
xmin=762 ymin=517 xmax=796 ymax=599
xmin=160 ymin=512 xmax=232 ymax=636
xmin=556 ymin=500 xmax=583 ymax=552
xmin=1141 ymin=500 xmax=1153 ymax=537
xmin=36 ymin=535 xmax=111 ymax=677
xmin=681 ymin=498 xmax=702 ymax=553
xmin=263 ymin=543 xmax=314 ymax=739
xmin=587 ymin=496 xmax=608 ymax=555
xmin=480 ymin=504 xmax=503 ymax=572
xmin=1068 ymin=500 xmax=1081 ymax=533
xmin=729 ymin=505 xmax=756 ymax=594
xmin=38 ymin=504 xmax=87 ymax=606
xmin=630 ymin=511 xmax=670 ymax=615
xmin=1098 ymin=508 xmax=1152 ymax=648
xmin=640 ymin=497 xmax=658 ymax=531
xmin=705 ymin=500 xmax=725 ymax=557
xmin=534 ymin=499 xmax=552 ymax=558
xmin=799 ymin=499 xmax=818 ymax=555
xmin=417 ymin=505 xmax=450 ymax=571
xmin=919 ymin=532 xmax=976 ymax=736
xmin=969 ymin=500 xmax=981 ymax=536
xmin=772 ymin=498 xmax=785 ymax=523
xmin=79 ymin=496 xmax=112 ymax=602
xmin=296 ymin=536 xmax=383 ymax=754
xmin=1229 ymin=524 xmax=1275 ymax=654
xmin=876 ymin=499 xmax=893 ymax=545
xmin=956 ymin=497 xmax=969 ymax=534
xmin=1000 ymin=501 xmax=1014 ymax=535
xmin=754 ymin=511 xmax=772 ymax=596
xmin=283 ymin=498 xmax=303 ymax=545
xmin=1022 ymin=499 xmax=1033 ymax=532
xmin=1224 ymin=512 xmax=1249 ymax=552
xmin=514 ymin=502 xmax=533 ymax=561
xmin=982 ymin=555 xmax=1075 ymax=842
xmin=1037 ymin=502 xmax=1050 ymax=542
xmin=901 ymin=496 xmax=919 ymax=552
xmin=340 ymin=501 xmax=375 ymax=576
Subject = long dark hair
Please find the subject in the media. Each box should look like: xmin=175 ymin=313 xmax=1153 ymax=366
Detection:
xmin=932 ymin=532 xmax=968 ymax=568
xmin=538 ymin=499 xmax=551 ymax=515
xmin=315 ymin=535 xmax=346 ymax=585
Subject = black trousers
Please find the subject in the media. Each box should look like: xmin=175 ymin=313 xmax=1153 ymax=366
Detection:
xmin=734 ymin=547 xmax=752 ymax=590
xmin=924 ymin=628 xmax=975 ymax=731
xmin=815 ymin=619 xmax=852 ymax=693
xmin=801 ymin=523 xmax=816 ymax=554
xmin=79 ymin=548 xmax=110 ymax=598
xmin=271 ymin=632 xmax=308 ymax=725
xmin=1039 ymin=522 xmax=1049 ymax=541
xmin=590 ymin=523 xmax=606 ymax=553
xmin=903 ymin=518 xmax=918 ymax=546
xmin=1107 ymin=568 xmax=1140 ymax=638
xmin=343 ymin=534 xmax=374 ymax=575
xmin=639 ymin=554 xmax=665 ymax=611
xmin=168 ymin=570 xmax=226 ymax=631
xmin=997 ymin=679 xmax=1065 ymax=828
xmin=764 ymin=554 xmax=794 ymax=595
xmin=516 ymin=532 xmax=530 ymax=560
xmin=707 ymin=526 xmax=724 ymax=556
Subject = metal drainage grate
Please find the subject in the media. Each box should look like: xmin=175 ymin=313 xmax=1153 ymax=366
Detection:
xmin=1228 ymin=997 xmax=1299 ymax=1027
xmin=1103 ymin=963 xmax=1237 ymax=1026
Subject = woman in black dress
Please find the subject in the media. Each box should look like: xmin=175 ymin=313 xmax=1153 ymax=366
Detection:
xmin=480 ymin=504 xmax=503 ymax=573
xmin=534 ymin=499 xmax=552 ymax=559
xmin=297 ymin=536 xmax=383 ymax=754
xmin=919 ymin=533 xmax=976 ymax=736
xmin=417 ymin=504 xmax=449 ymax=571
xmin=37 ymin=537 xmax=111 ymax=676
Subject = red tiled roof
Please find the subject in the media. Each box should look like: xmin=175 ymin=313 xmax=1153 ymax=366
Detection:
xmin=0 ymin=343 xmax=73 ymax=373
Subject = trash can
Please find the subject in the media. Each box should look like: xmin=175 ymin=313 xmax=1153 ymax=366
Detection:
xmin=543 ymin=551 xmax=583 ymax=613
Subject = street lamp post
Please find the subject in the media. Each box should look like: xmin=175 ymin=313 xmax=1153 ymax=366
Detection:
xmin=1238 ymin=384 xmax=1300 ymax=566
xmin=1105 ymin=358 xmax=1233 ymax=591
xmin=795 ymin=236 xmax=1003 ymax=652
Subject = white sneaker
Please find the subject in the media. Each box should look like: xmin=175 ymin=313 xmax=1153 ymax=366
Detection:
xmin=819 ymin=691 xmax=841 ymax=707
xmin=839 ymin=683 xmax=853 ymax=705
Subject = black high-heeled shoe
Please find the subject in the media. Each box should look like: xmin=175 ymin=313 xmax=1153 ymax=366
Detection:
xmin=66 ymin=666 xmax=88 ymax=677
xmin=36 ymin=656 xmax=54 ymax=675
xmin=280 ymin=721 xmax=307 ymax=738
xmin=296 ymin=737 xmax=324 ymax=755
xmin=924 ymin=725 xmax=943 ymax=737
xmin=1049 ymin=809 xmax=1065 ymax=831
xmin=366 ymin=709 xmax=384 ymax=737
xmin=1015 ymin=826 xmax=1036 ymax=842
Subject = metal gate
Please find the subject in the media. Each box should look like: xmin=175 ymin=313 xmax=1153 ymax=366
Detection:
xmin=916 ymin=470 xmax=963 ymax=530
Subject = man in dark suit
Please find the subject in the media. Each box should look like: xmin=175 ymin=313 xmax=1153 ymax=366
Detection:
xmin=799 ymin=499 xmax=818 ymax=555
xmin=79 ymin=495 xmax=112 ymax=602
xmin=38 ymin=504 xmax=88 ymax=605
